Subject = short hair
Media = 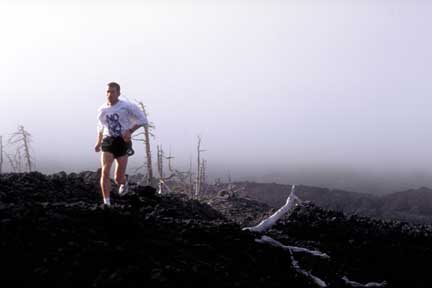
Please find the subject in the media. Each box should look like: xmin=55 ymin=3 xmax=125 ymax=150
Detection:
xmin=107 ymin=82 xmax=121 ymax=93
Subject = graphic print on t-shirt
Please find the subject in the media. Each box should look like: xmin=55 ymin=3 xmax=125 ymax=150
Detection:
xmin=106 ymin=113 xmax=122 ymax=137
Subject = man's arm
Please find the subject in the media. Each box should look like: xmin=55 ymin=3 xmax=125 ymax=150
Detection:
xmin=128 ymin=123 xmax=143 ymax=134
xmin=122 ymin=123 xmax=145 ymax=142
xmin=95 ymin=131 xmax=103 ymax=152
xmin=95 ymin=111 xmax=105 ymax=152
xmin=122 ymin=102 xmax=149 ymax=142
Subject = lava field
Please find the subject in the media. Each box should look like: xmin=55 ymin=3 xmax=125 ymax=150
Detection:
xmin=1 ymin=171 xmax=432 ymax=287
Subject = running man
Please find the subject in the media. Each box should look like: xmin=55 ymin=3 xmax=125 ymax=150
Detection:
xmin=94 ymin=82 xmax=148 ymax=206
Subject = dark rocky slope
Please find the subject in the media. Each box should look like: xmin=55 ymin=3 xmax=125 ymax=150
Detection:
xmin=2 ymin=172 xmax=432 ymax=287
xmin=0 ymin=172 xmax=313 ymax=288
xmin=266 ymin=202 xmax=432 ymax=288
xmin=203 ymin=193 xmax=432 ymax=288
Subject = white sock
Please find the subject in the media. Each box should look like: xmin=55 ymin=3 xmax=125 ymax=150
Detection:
xmin=103 ymin=197 xmax=111 ymax=206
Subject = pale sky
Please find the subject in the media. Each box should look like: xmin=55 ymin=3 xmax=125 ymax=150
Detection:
xmin=1 ymin=1 xmax=431 ymax=194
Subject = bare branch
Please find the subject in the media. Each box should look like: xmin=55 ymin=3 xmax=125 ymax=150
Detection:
xmin=8 ymin=125 xmax=33 ymax=172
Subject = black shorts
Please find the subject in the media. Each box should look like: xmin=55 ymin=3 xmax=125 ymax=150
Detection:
xmin=101 ymin=136 xmax=133 ymax=158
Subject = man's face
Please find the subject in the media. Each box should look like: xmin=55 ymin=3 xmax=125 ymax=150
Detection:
xmin=106 ymin=86 xmax=120 ymax=103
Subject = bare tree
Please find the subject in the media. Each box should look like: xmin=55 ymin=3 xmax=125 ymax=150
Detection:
xmin=0 ymin=136 xmax=3 ymax=174
xmin=189 ymin=156 xmax=193 ymax=196
xmin=8 ymin=125 xmax=33 ymax=172
xmin=133 ymin=101 xmax=155 ymax=184
xmin=195 ymin=136 xmax=207 ymax=197
xmin=157 ymin=145 xmax=164 ymax=179
xmin=200 ymin=158 xmax=210 ymax=194
xmin=17 ymin=149 xmax=23 ymax=172
xmin=200 ymin=159 xmax=207 ymax=185
xmin=5 ymin=153 xmax=18 ymax=172
xmin=171 ymin=156 xmax=195 ymax=196
xmin=156 ymin=145 xmax=165 ymax=194
xmin=5 ymin=148 xmax=24 ymax=173
xmin=166 ymin=146 xmax=175 ymax=173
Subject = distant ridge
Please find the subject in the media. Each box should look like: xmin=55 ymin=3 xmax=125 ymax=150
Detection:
xmin=233 ymin=181 xmax=432 ymax=224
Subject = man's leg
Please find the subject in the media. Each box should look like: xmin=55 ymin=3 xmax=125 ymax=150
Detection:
xmin=114 ymin=155 xmax=128 ymax=186
xmin=100 ymin=152 xmax=114 ymax=204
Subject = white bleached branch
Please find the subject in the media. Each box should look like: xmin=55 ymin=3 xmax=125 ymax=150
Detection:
xmin=256 ymin=235 xmax=327 ymax=287
xmin=342 ymin=276 xmax=387 ymax=287
xmin=243 ymin=185 xmax=301 ymax=233
xmin=256 ymin=235 xmax=330 ymax=259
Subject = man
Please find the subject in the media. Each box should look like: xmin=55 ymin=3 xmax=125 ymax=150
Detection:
xmin=95 ymin=82 xmax=148 ymax=206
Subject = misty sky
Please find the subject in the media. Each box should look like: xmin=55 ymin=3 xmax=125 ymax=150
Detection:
xmin=1 ymin=1 xmax=431 ymax=194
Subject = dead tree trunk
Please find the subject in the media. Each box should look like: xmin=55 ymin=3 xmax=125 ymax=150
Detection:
xmin=200 ymin=159 xmax=208 ymax=194
xmin=157 ymin=145 xmax=164 ymax=194
xmin=21 ymin=127 xmax=32 ymax=172
xmin=200 ymin=159 xmax=206 ymax=186
xmin=195 ymin=137 xmax=201 ymax=197
xmin=16 ymin=150 xmax=24 ymax=172
xmin=157 ymin=145 xmax=164 ymax=179
xmin=9 ymin=125 xmax=33 ymax=172
xmin=137 ymin=102 xmax=154 ymax=184
xmin=144 ymin=124 xmax=153 ymax=182
xmin=0 ymin=136 xmax=3 ymax=174
xmin=155 ymin=145 xmax=174 ymax=194
xmin=6 ymin=153 xmax=17 ymax=172
xmin=166 ymin=147 xmax=174 ymax=173
xmin=189 ymin=156 xmax=193 ymax=196
xmin=195 ymin=136 xmax=207 ymax=197
xmin=16 ymin=149 xmax=23 ymax=173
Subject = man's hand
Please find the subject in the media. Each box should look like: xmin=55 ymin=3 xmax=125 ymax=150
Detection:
xmin=122 ymin=130 xmax=132 ymax=143
xmin=95 ymin=143 xmax=101 ymax=152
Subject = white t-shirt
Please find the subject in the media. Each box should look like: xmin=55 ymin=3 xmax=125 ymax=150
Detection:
xmin=97 ymin=99 xmax=148 ymax=138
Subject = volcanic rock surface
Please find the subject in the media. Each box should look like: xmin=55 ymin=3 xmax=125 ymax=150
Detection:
xmin=0 ymin=171 xmax=312 ymax=288
xmin=1 ymin=171 xmax=432 ymax=287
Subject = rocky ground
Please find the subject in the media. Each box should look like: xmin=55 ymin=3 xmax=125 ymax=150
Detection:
xmin=0 ymin=171 xmax=313 ymax=288
xmin=266 ymin=202 xmax=432 ymax=288
xmin=202 ymin=194 xmax=275 ymax=227
xmin=1 ymin=171 xmax=432 ymax=287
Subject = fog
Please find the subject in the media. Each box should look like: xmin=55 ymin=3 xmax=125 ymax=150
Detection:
xmin=1 ymin=1 xmax=431 ymax=195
